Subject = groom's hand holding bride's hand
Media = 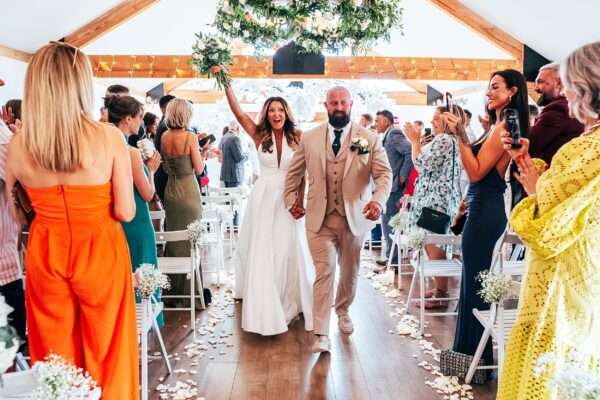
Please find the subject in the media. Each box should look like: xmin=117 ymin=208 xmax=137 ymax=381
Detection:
xmin=289 ymin=201 xmax=306 ymax=220
xmin=362 ymin=201 xmax=382 ymax=221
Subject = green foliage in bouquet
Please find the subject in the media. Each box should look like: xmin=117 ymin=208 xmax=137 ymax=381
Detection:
xmin=191 ymin=32 xmax=233 ymax=90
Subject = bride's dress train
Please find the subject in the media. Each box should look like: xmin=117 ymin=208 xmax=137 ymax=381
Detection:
xmin=235 ymin=135 xmax=314 ymax=335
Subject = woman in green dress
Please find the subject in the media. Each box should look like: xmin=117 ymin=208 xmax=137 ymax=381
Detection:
xmin=160 ymin=99 xmax=205 ymax=308
xmin=105 ymin=95 xmax=164 ymax=326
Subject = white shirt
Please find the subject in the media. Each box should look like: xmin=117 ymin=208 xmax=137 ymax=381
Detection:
xmin=328 ymin=123 xmax=351 ymax=146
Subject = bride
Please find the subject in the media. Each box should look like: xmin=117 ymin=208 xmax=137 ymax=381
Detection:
xmin=218 ymin=73 xmax=314 ymax=336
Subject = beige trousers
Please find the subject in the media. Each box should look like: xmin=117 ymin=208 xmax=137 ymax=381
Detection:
xmin=307 ymin=211 xmax=364 ymax=335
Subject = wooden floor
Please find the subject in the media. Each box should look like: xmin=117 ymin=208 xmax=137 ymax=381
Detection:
xmin=148 ymin=249 xmax=497 ymax=400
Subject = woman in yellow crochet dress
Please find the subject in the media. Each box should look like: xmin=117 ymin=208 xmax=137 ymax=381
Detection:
xmin=497 ymin=41 xmax=600 ymax=399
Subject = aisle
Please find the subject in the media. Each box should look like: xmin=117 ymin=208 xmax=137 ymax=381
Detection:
xmin=148 ymin=252 xmax=497 ymax=400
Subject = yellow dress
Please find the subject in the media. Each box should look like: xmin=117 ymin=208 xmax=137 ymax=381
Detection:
xmin=498 ymin=127 xmax=600 ymax=399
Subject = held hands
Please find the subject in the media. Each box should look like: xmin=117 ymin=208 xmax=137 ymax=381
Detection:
xmin=362 ymin=201 xmax=382 ymax=221
xmin=144 ymin=151 xmax=161 ymax=173
xmin=289 ymin=199 xmax=306 ymax=220
xmin=402 ymin=122 xmax=421 ymax=144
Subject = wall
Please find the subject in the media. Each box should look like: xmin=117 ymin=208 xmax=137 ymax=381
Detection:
xmin=0 ymin=57 xmax=27 ymax=105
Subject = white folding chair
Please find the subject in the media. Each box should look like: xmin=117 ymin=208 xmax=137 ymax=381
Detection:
xmin=200 ymin=200 xmax=228 ymax=284
xmin=405 ymin=233 xmax=463 ymax=334
xmin=138 ymin=295 xmax=172 ymax=400
xmin=465 ymin=232 xmax=526 ymax=384
xmin=149 ymin=210 xmax=166 ymax=232
xmin=156 ymin=230 xmax=205 ymax=339
xmin=385 ymin=195 xmax=412 ymax=287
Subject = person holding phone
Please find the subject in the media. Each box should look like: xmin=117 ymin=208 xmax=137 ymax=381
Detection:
xmin=446 ymin=69 xmax=530 ymax=371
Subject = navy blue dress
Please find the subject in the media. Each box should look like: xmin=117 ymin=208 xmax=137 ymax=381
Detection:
xmin=453 ymin=140 xmax=507 ymax=365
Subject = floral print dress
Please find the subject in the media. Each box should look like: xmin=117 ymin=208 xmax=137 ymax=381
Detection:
xmin=408 ymin=133 xmax=462 ymax=232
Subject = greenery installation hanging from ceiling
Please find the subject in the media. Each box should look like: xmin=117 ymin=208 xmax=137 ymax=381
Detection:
xmin=214 ymin=0 xmax=403 ymax=55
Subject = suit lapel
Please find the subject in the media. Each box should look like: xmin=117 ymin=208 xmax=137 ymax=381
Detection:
xmin=320 ymin=124 xmax=327 ymax=176
xmin=343 ymin=123 xmax=358 ymax=178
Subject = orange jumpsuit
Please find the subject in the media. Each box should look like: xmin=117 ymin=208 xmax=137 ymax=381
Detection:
xmin=25 ymin=183 xmax=139 ymax=399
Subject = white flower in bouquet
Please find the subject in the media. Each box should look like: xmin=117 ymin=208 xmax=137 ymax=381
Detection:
xmin=535 ymin=352 xmax=600 ymax=399
xmin=407 ymin=228 xmax=426 ymax=249
xmin=476 ymin=270 xmax=515 ymax=304
xmin=389 ymin=210 xmax=409 ymax=232
xmin=135 ymin=264 xmax=170 ymax=300
xmin=191 ymin=32 xmax=232 ymax=90
xmin=32 ymin=354 xmax=98 ymax=400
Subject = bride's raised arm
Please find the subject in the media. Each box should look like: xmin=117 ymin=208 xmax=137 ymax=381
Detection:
xmin=223 ymin=83 xmax=262 ymax=146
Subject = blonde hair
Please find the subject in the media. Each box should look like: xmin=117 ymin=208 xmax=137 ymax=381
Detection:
xmin=165 ymin=98 xmax=193 ymax=129
xmin=561 ymin=41 xmax=600 ymax=123
xmin=22 ymin=42 xmax=99 ymax=172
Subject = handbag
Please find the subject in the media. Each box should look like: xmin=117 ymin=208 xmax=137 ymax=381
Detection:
xmin=439 ymin=349 xmax=487 ymax=384
xmin=416 ymin=138 xmax=458 ymax=234
xmin=11 ymin=181 xmax=35 ymax=225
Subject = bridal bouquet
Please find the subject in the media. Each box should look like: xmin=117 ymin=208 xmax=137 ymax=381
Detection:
xmin=191 ymin=32 xmax=233 ymax=90
xmin=135 ymin=264 xmax=170 ymax=300
xmin=535 ymin=351 xmax=600 ymax=399
xmin=31 ymin=354 xmax=99 ymax=400
xmin=476 ymin=270 xmax=518 ymax=304
xmin=389 ymin=210 xmax=409 ymax=232
xmin=0 ymin=295 xmax=20 ymax=374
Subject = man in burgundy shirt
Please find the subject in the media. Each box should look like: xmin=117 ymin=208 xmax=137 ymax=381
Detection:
xmin=529 ymin=62 xmax=584 ymax=165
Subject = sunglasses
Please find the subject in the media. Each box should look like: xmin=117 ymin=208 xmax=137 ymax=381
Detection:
xmin=49 ymin=41 xmax=80 ymax=67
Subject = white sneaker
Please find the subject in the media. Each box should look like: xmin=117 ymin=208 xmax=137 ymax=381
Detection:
xmin=311 ymin=335 xmax=331 ymax=353
xmin=338 ymin=315 xmax=354 ymax=334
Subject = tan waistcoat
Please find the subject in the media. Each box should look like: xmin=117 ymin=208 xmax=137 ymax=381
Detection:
xmin=325 ymin=131 xmax=351 ymax=216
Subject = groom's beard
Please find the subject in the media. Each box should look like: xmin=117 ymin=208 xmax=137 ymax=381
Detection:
xmin=536 ymin=92 xmax=554 ymax=107
xmin=328 ymin=111 xmax=351 ymax=128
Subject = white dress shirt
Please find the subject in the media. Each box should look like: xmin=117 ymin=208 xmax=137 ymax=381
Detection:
xmin=328 ymin=123 xmax=351 ymax=146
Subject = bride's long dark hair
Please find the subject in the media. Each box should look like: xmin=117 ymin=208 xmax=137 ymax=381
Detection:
xmin=256 ymin=96 xmax=298 ymax=152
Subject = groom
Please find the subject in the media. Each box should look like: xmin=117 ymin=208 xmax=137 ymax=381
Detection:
xmin=284 ymin=86 xmax=392 ymax=352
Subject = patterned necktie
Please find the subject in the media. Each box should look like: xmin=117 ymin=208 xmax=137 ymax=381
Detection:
xmin=332 ymin=129 xmax=342 ymax=156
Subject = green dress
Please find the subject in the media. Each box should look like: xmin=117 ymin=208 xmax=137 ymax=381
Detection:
xmin=161 ymin=133 xmax=203 ymax=307
xmin=121 ymin=164 xmax=165 ymax=327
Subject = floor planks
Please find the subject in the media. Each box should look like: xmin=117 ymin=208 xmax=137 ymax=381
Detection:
xmin=148 ymin=250 xmax=497 ymax=400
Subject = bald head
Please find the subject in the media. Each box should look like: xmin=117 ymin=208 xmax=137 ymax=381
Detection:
xmin=325 ymin=86 xmax=353 ymax=128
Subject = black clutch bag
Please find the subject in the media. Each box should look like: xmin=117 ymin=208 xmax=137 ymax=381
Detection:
xmin=439 ymin=349 xmax=487 ymax=384
xmin=416 ymin=207 xmax=450 ymax=234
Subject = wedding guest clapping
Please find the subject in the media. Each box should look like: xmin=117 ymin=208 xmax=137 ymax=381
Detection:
xmin=497 ymin=41 xmax=600 ymax=400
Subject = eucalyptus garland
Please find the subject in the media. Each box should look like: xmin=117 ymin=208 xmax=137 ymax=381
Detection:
xmin=214 ymin=0 xmax=403 ymax=55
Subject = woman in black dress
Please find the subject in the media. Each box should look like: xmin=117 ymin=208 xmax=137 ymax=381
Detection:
xmin=446 ymin=69 xmax=530 ymax=367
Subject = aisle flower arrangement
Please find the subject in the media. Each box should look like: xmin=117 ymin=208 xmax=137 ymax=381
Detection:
xmin=535 ymin=351 xmax=600 ymax=399
xmin=135 ymin=264 xmax=170 ymax=300
xmin=187 ymin=218 xmax=206 ymax=243
xmin=476 ymin=270 xmax=518 ymax=304
xmin=31 ymin=354 xmax=98 ymax=400
xmin=214 ymin=0 xmax=403 ymax=55
xmin=388 ymin=210 xmax=409 ymax=232
xmin=407 ymin=228 xmax=426 ymax=249
xmin=191 ymin=32 xmax=233 ymax=90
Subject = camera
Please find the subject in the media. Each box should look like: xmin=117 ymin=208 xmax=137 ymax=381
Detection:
xmin=503 ymin=108 xmax=522 ymax=149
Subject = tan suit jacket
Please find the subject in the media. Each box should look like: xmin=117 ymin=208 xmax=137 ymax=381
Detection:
xmin=284 ymin=122 xmax=392 ymax=237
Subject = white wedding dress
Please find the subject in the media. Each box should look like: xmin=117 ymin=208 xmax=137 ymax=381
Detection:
xmin=235 ymin=134 xmax=314 ymax=335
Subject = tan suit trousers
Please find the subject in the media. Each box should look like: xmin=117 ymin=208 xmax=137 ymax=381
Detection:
xmin=307 ymin=211 xmax=363 ymax=336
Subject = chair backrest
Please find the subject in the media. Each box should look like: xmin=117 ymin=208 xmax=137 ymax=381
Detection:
xmin=155 ymin=230 xmax=190 ymax=243
xmin=424 ymin=233 xmax=462 ymax=246
xmin=149 ymin=210 xmax=166 ymax=220
xmin=399 ymin=195 xmax=412 ymax=212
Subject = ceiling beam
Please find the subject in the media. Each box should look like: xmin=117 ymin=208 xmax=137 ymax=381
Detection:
xmin=401 ymin=80 xmax=427 ymax=94
xmin=163 ymin=78 xmax=192 ymax=93
xmin=429 ymin=0 xmax=523 ymax=64
xmin=89 ymin=54 xmax=519 ymax=81
xmin=63 ymin=0 xmax=159 ymax=48
xmin=0 ymin=44 xmax=32 ymax=63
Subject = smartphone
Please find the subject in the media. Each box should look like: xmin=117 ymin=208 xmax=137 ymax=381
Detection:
xmin=198 ymin=134 xmax=216 ymax=148
xmin=445 ymin=92 xmax=454 ymax=113
xmin=503 ymin=108 xmax=522 ymax=148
